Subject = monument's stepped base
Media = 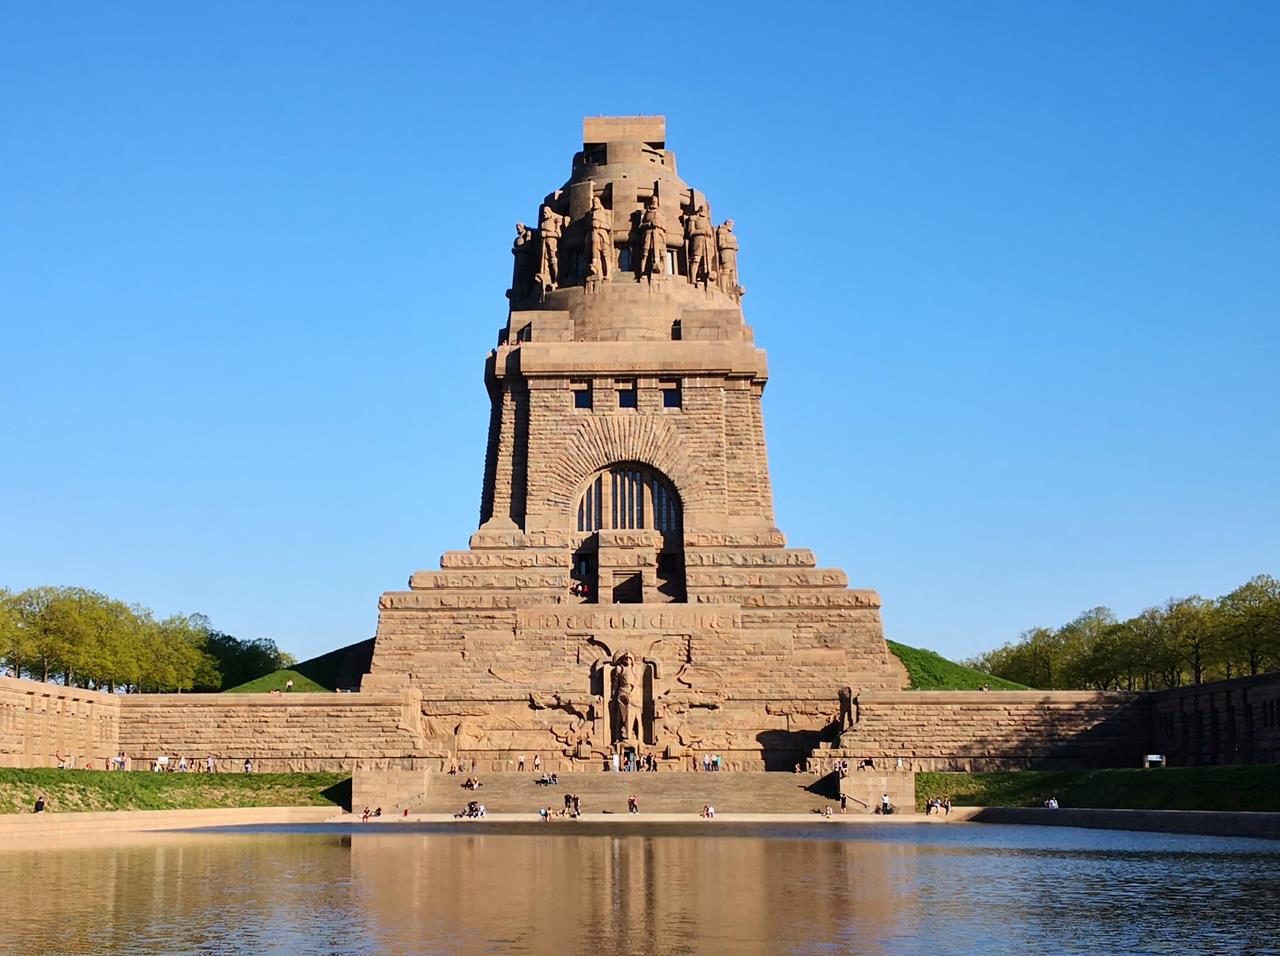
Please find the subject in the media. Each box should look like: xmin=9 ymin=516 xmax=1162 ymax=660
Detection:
xmin=116 ymin=691 xmax=430 ymax=772
xmin=825 ymin=691 xmax=1151 ymax=771
xmin=382 ymin=769 xmax=914 ymax=816
xmin=365 ymin=530 xmax=905 ymax=770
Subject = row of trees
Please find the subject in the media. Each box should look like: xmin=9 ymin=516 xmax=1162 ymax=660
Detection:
xmin=0 ymin=586 xmax=295 ymax=693
xmin=966 ymin=574 xmax=1280 ymax=691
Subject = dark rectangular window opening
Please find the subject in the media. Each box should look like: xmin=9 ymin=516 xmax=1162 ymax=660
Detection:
xmin=572 ymin=380 xmax=593 ymax=410
xmin=661 ymin=379 xmax=682 ymax=409
xmin=617 ymin=379 xmax=638 ymax=409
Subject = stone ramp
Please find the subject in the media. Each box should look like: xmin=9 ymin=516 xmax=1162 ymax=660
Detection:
xmin=414 ymin=770 xmax=841 ymax=816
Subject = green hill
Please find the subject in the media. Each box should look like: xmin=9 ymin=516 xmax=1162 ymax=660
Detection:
xmin=887 ymin=639 xmax=1027 ymax=690
xmin=224 ymin=639 xmax=375 ymax=693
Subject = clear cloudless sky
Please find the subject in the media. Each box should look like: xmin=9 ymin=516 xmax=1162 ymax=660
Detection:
xmin=1 ymin=2 xmax=1277 ymax=664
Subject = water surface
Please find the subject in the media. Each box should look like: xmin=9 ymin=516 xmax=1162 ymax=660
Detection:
xmin=2 ymin=822 xmax=1277 ymax=955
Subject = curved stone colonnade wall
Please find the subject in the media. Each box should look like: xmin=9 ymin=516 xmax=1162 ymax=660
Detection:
xmin=0 ymin=676 xmax=121 ymax=769
xmin=832 ymin=691 xmax=1153 ymax=772
xmin=1148 ymin=673 xmax=1280 ymax=766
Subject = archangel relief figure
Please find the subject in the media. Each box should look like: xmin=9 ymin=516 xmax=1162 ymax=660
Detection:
xmin=509 ymin=221 xmax=537 ymax=301
xmin=537 ymin=203 xmax=568 ymax=289
xmin=683 ymin=204 xmax=715 ymax=285
xmin=611 ymin=653 xmax=637 ymax=742
xmin=585 ymin=196 xmax=612 ymax=282
xmin=637 ymin=195 xmax=666 ymax=278
xmin=716 ymin=218 xmax=741 ymax=298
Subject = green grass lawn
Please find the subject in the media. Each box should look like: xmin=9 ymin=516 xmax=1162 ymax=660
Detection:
xmin=916 ymin=765 xmax=1280 ymax=813
xmin=887 ymin=640 xmax=1028 ymax=690
xmin=0 ymin=769 xmax=350 ymax=814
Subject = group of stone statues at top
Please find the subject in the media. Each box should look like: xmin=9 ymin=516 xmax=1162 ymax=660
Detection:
xmin=508 ymin=190 xmax=743 ymax=305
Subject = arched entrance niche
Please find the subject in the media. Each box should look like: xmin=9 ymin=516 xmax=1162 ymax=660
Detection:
xmin=572 ymin=462 xmax=686 ymax=604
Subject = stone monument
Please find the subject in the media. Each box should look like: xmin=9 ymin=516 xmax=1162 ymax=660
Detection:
xmin=362 ymin=116 xmax=905 ymax=770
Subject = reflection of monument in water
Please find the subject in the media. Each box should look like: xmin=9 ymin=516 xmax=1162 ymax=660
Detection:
xmin=362 ymin=117 xmax=905 ymax=770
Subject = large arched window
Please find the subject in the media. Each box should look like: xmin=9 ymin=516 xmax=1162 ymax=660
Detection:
xmin=576 ymin=464 xmax=683 ymax=534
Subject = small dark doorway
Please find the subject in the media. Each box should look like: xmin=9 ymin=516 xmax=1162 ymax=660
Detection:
xmin=612 ymin=572 xmax=643 ymax=604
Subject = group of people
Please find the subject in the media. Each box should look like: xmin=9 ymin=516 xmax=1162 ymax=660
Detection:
xmin=148 ymin=754 xmax=228 ymax=774
xmin=536 ymin=794 xmax=584 ymax=821
xmin=461 ymin=777 xmax=483 ymax=791
xmin=1043 ymin=796 xmax=1060 ymax=809
xmin=925 ymin=795 xmax=953 ymax=815
xmin=456 ymin=801 xmax=486 ymax=818
xmin=697 ymin=754 xmax=725 ymax=772
xmin=360 ymin=806 xmax=383 ymax=822
xmin=699 ymin=804 xmax=717 ymax=819
xmin=611 ymin=752 xmax=659 ymax=772
xmin=627 ymin=794 xmax=640 ymax=814
xmin=447 ymin=758 xmax=479 ymax=776
xmin=534 ymin=772 xmax=560 ymax=786
xmin=569 ymin=581 xmax=591 ymax=599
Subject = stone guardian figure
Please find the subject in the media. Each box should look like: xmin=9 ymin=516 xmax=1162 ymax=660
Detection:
xmin=508 ymin=222 xmax=537 ymax=302
xmin=637 ymin=195 xmax=666 ymax=278
xmin=716 ymin=218 xmax=741 ymax=298
xmin=683 ymin=204 xmax=715 ymax=285
xmin=585 ymin=196 xmax=612 ymax=282
xmin=538 ymin=203 xmax=567 ymax=289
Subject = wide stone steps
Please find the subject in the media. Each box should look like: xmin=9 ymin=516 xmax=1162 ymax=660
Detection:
xmin=413 ymin=770 xmax=840 ymax=815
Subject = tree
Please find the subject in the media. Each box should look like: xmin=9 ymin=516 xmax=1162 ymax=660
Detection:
xmin=1218 ymin=574 xmax=1280 ymax=677
xmin=1163 ymin=596 xmax=1218 ymax=685
xmin=0 ymin=588 xmax=33 ymax=678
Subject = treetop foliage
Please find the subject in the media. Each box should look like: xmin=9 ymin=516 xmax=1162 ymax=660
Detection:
xmin=966 ymin=574 xmax=1280 ymax=691
xmin=0 ymin=585 xmax=295 ymax=693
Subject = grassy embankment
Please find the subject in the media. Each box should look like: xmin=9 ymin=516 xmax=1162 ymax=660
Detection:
xmin=887 ymin=640 xmax=1027 ymax=690
xmin=224 ymin=639 xmax=373 ymax=693
xmin=0 ymin=769 xmax=350 ymax=815
xmin=916 ymin=765 xmax=1280 ymax=813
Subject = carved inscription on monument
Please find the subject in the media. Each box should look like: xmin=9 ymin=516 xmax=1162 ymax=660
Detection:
xmin=518 ymin=607 xmax=741 ymax=633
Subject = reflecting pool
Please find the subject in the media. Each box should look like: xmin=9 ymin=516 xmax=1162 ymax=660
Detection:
xmin=1 ymin=822 xmax=1277 ymax=955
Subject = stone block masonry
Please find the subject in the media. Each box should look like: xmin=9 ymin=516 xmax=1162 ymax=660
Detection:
xmin=832 ymin=691 xmax=1151 ymax=771
xmin=117 ymin=689 xmax=429 ymax=773
xmin=0 ymin=676 xmax=120 ymax=769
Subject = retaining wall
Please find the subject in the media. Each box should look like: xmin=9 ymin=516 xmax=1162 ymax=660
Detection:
xmin=0 ymin=677 xmax=120 ymax=769
xmin=117 ymin=689 xmax=430 ymax=772
xmin=838 ymin=690 xmax=1152 ymax=771
xmin=1149 ymin=673 xmax=1280 ymax=766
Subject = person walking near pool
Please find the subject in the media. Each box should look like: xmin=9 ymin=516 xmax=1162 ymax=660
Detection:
xmin=518 ymin=754 xmax=526 ymax=771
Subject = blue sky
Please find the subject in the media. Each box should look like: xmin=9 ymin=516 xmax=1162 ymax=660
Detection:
xmin=2 ymin=2 xmax=1276 ymax=663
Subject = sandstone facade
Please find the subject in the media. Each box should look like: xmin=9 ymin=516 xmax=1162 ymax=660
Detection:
xmin=363 ymin=117 xmax=905 ymax=770
xmin=0 ymin=676 xmax=119 ymax=769
xmin=826 ymin=690 xmax=1152 ymax=771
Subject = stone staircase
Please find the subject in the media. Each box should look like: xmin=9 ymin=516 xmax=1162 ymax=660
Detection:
xmin=412 ymin=769 xmax=841 ymax=816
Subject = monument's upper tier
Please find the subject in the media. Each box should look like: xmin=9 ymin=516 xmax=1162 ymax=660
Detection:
xmin=506 ymin=116 xmax=747 ymax=343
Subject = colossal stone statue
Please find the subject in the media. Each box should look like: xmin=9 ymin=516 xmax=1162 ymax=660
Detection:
xmin=538 ymin=203 xmax=567 ymax=288
xmin=586 ymin=196 xmax=612 ymax=281
xmin=637 ymin=195 xmax=666 ymax=278
xmin=612 ymin=654 xmax=636 ymax=742
xmin=716 ymin=218 xmax=740 ymax=297
xmin=509 ymin=222 xmax=537 ymax=301
xmin=684 ymin=204 xmax=714 ymax=284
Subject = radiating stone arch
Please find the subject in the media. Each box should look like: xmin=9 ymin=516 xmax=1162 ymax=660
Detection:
xmin=546 ymin=415 xmax=711 ymax=520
